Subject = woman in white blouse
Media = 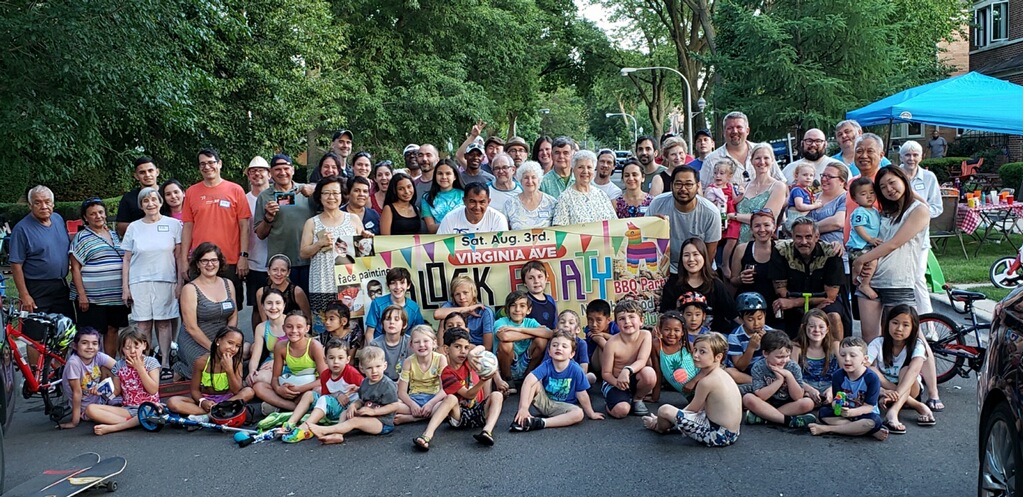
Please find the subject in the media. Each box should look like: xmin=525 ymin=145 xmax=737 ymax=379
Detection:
xmin=504 ymin=161 xmax=557 ymax=230
xmin=552 ymin=150 xmax=617 ymax=226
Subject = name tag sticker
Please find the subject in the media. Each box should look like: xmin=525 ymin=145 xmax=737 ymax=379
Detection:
xmin=219 ymin=200 xmax=231 ymax=208
xmin=221 ymin=302 xmax=233 ymax=311
xmin=157 ymin=225 xmax=169 ymax=232
xmin=914 ymin=183 xmax=924 ymax=190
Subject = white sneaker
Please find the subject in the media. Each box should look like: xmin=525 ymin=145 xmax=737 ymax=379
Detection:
xmin=187 ymin=414 xmax=210 ymax=423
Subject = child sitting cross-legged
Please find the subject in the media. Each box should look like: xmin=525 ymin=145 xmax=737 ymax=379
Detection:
xmin=741 ymin=331 xmax=817 ymax=429
xmin=809 ymin=337 xmax=889 ymax=441
xmin=725 ymin=292 xmax=777 ymax=386
xmin=495 ymin=290 xmax=551 ymax=384
xmin=601 ymin=299 xmax=656 ymax=418
xmin=413 ymin=328 xmax=504 ymax=451
xmin=369 ymin=305 xmax=411 ymax=382
xmin=307 ymin=346 xmax=400 ymax=444
xmin=510 ymin=329 xmax=604 ymax=432
xmin=277 ymin=338 xmax=364 ymax=443
xmin=643 ymin=332 xmax=742 ymax=447
xmin=793 ymin=309 xmax=840 ymax=407
xmin=395 ymin=325 xmax=448 ymax=424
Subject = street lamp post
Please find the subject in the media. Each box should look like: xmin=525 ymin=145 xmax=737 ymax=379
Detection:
xmin=605 ymin=112 xmax=638 ymax=146
xmin=621 ymin=66 xmax=696 ymax=153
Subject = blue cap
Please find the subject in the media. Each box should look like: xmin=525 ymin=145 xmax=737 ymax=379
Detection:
xmin=270 ymin=153 xmax=292 ymax=167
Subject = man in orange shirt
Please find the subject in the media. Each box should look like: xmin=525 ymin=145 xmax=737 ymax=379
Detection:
xmin=179 ymin=148 xmax=251 ymax=308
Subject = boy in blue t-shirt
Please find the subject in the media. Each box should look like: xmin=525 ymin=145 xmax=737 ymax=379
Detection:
xmin=846 ymin=178 xmax=881 ymax=300
xmin=496 ymin=291 xmax=552 ymax=382
xmin=365 ymin=268 xmax=424 ymax=340
xmin=810 ymin=337 xmax=888 ymax=440
xmin=522 ymin=260 xmax=557 ymax=329
xmin=510 ymin=329 xmax=604 ymax=431
xmin=726 ymin=292 xmax=776 ymax=387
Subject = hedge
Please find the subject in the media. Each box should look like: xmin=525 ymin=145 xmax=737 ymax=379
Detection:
xmin=998 ymin=162 xmax=1022 ymax=196
xmin=0 ymin=196 xmax=120 ymax=224
xmin=920 ymin=157 xmax=970 ymax=184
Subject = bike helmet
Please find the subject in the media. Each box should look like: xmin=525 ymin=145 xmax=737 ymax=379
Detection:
xmin=676 ymin=291 xmax=710 ymax=312
xmin=735 ymin=292 xmax=768 ymax=314
xmin=210 ymin=400 xmax=248 ymax=428
xmin=48 ymin=314 xmax=77 ymax=349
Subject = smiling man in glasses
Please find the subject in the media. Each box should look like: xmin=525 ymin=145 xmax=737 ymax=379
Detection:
xmin=780 ymin=128 xmax=845 ymax=184
xmin=645 ymin=165 xmax=722 ymax=277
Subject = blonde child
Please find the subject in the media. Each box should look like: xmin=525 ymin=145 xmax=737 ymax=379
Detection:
xmin=89 ymin=327 xmax=161 ymax=435
xmin=553 ymin=310 xmax=590 ymax=375
xmin=279 ymin=338 xmax=364 ymax=443
xmin=495 ymin=290 xmax=551 ymax=382
xmin=704 ymin=161 xmax=740 ymax=277
xmin=793 ymin=309 xmax=840 ymax=406
xmin=253 ymin=312 xmax=327 ymax=413
xmin=601 ymin=300 xmax=656 ymax=418
xmin=809 ymin=337 xmax=889 ymax=440
xmin=847 ymin=178 xmax=882 ymax=300
xmin=369 ymin=305 xmax=411 ymax=381
xmin=59 ymin=328 xmax=116 ymax=429
xmin=511 ymin=329 xmax=604 ymax=431
xmin=247 ymin=288 xmax=286 ymax=386
xmin=167 ymin=327 xmax=255 ymax=419
xmin=395 ymin=325 xmax=448 ymax=424
xmin=786 ymin=163 xmax=821 ymax=230
xmin=650 ymin=311 xmax=698 ymax=403
xmin=867 ymin=305 xmax=935 ymax=433
xmin=433 ymin=275 xmax=496 ymax=352
xmin=308 ymin=346 xmax=400 ymax=444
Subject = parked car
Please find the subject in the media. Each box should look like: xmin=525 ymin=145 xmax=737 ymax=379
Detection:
xmin=977 ymin=286 xmax=1022 ymax=497
xmin=614 ymin=150 xmax=632 ymax=170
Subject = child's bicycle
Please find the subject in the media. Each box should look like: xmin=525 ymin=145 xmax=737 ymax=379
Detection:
xmin=988 ymin=246 xmax=1022 ymax=289
xmin=919 ymin=284 xmax=992 ymax=384
xmin=1 ymin=300 xmax=76 ymax=422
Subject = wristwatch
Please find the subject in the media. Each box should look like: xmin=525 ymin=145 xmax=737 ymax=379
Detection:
xmin=239 ymin=252 xmax=249 ymax=258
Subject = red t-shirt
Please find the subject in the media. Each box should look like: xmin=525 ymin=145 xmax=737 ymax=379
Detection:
xmin=320 ymin=364 xmax=364 ymax=394
xmin=441 ymin=361 xmax=483 ymax=407
xmin=182 ymin=180 xmax=250 ymax=264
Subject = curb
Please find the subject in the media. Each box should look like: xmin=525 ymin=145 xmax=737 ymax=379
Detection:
xmin=929 ymin=290 xmax=996 ymax=322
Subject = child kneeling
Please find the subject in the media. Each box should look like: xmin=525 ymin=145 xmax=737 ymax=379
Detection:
xmin=510 ymin=329 xmax=603 ymax=431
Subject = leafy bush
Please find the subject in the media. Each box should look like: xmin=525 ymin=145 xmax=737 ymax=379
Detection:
xmin=999 ymin=162 xmax=1022 ymax=195
xmin=0 ymin=197 xmax=120 ymax=224
xmin=920 ymin=157 xmax=970 ymax=184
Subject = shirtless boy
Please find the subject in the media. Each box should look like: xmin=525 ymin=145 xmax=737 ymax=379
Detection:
xmin=600 ymin=300 xmax=656 ymax=418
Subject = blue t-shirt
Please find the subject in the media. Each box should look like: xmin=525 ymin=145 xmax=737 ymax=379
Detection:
xmin=342 ymin=205 xmax=381 ymax=235
xmin=830 ymin=368 xmax=881 ymax=415
xmin=847 ymin=206 xmax=881 ymax=251
xmin=527 ymin=293 xmax=557 ymax=329
xmin=788 ymin=186 xmax=812 ymax=208
xmin=441 ymin=301 xmax=494 ymax=346
xmin=543 ymin=337 xmax=589 ymax=366
xmin=725 ymin=324 xmax=777 ymax=372
xmin=529 ymin=358 xmax=590 ymax=405
xmin=10 ymin=212 xmax=70 ymax=280
xmin=688 ymin=158 xmax=703 ymax=172
xmin=364 ymin=295 xmax=425 ymax=335
xmin=420 ymin=189 xmax=464 ymax=223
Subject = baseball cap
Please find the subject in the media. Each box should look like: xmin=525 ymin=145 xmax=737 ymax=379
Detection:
xmin=245 ymin=156 xmax=270 ymax=172
xmin=403 ymin=144 xmax=420 ymax=155
xmin=695 ymin=128 xmax=713 ymax=140
xmin=270 ymin=153 xmax=292 ymax=167
xmin=505 ymin=136 xmax=529 ymax=151
xmin=466 ymin=143 xmax=485 ymax=155
xmin=484 ymin=136 xmax=505 ymax=148
xmin=331 ymin=129 xmax=354 ymax=141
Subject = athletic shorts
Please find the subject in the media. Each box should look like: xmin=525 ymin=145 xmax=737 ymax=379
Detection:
xmin=817 ymin=406 xmax=884 ymax=435
xmin=77 ymin=304 xmax=129 ymax=334
xmin=129 ymin=281 xmax=179 ymax=321
xmin=313 ymin=392 xmax=347 ymax=421
xmin=532 ymin=389 xmax=578 ymax=418
xmin=674 ymin=409 xmax=739 ymax=447
xmin=601 ymin=373 xmax=638 ymax=408
xmin=244 ymin=270 xmax=268 ymax=307
xmin=448 ymin=401 xmax=488 ymax=429
xmin=510 ymin=339 xmax=532 ymax=381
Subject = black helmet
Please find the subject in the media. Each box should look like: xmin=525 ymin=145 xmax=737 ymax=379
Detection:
xmin=735 ymin=292 xmax=768 ymax=314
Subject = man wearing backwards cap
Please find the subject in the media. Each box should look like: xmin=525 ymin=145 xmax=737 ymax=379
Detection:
xmin=254 ymin=153 xmax=316 ymax=293
xmin=504 ymin=136 xmax=530 ymax=167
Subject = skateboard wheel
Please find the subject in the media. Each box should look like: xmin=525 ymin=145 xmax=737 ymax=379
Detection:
xmin=107 ymin=480 xmax=118 ymax=492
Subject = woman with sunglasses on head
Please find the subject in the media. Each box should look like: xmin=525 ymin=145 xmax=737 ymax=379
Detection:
xmin=729 ymin=209 xmax=784 ymax=330
xmin=71 ymin=198 xmax=129 ymax=357
xmin=727 ymin=143 xmax=787 ymax=244
xmin=806 ymin=163 xmax=850 ymax=244
xmin=370 ymin=160 xmax=393 ymax=215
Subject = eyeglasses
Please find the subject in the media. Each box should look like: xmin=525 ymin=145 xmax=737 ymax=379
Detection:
xmin=321 ymin=191 xmax=343 ymax=197
xmin=198 ymin=258 xmax=219 ymax=266
xmin=199 ymin=160 xmax=219 ymax=167
xmin=820 ymin=173 xmax=841 ymax=181
xmin=672 ymin=181 xmax=698 ymax=189
xmin=802 ymin=139 xmax=826 ymax=144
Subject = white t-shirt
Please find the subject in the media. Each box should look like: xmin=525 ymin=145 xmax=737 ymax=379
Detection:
xmin=489 ymin=183 xmax=523 ymax=216
xmin=246 ymin=191 xmax=269 ymax=272
xmin=122 ymin=216 xmax=182 ymax=284
xmin=436 ymin=206 xmax=509 ymax=234
xmin=867 ymin=336 xmax=926 ymax=383
xmin=593 ymin=181 xmax=623 ymax=200
xmin=780 ymin=156 xmax=845 ymax=184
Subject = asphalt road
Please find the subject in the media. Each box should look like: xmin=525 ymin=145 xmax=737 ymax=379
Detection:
xmin=1 ymin=298 xmax=984 ymax=497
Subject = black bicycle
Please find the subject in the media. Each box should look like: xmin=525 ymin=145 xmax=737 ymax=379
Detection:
xmin=919 ymin=284 xmax=992 ymax=384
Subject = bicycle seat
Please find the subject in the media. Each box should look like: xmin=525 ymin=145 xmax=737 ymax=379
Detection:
xmin=950 ymin=289 xmax=987 ymax=302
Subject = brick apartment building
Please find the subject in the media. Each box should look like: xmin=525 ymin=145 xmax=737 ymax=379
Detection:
xmin=970 ymin=0 xmax=1023 ymax=161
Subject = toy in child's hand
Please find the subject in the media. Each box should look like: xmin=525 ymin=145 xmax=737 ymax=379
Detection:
xmin=472 ymin=350 xmax=499 ymax=377
xmin=833 ymin=392 xmax=848 ymax=416
xmin=672 ymin=368 xmax=689 ymax=385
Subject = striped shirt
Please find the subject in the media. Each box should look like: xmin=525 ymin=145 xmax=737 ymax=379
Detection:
xmin=69 ymin=228 xmax=125 ymax=305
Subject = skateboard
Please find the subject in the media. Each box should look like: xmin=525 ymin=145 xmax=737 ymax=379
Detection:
xmin=2 ymin=453 xmax=100 ymax=497
xmin=35 ymin=457 xmax=125 ymax=496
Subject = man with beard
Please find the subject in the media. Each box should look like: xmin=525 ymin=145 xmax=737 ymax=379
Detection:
xmin=636 ymin=136 xmax=663 ymax=192
xmin=414 ymin=143 xmax=440 ymax=206
xmin=770 ymin=217 xmax=850 ymax=339
xmin=781 ymin=129 xmax=845 ymax=183
xmin=593 ymin=149 xmax=622 ymax=200
xmin=700 ymin=112 xmax=783 ymax=188
xmin=644 ymin=165 xmax=722 ymax=277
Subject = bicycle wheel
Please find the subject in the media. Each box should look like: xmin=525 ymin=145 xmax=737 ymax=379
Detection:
xmin=920 ymin=313 xmax=964 ymax=384
xmin=989 ymin=257 xmax=1021 ymax=289
xmin=39 ymin=355 xmax=63 ymax=415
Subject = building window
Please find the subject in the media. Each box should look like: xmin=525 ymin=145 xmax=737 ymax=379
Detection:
xmin=974 ymin=1 xmax=1009 ymax=48
xmin=992 ymin=2 xmax=1008 ymax=41
xmin=890 ymin=123 xmax=923 ymax=140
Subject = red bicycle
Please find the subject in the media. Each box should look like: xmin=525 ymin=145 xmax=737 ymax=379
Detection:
xmin=1 ymin=300 xmax=76 ymax=422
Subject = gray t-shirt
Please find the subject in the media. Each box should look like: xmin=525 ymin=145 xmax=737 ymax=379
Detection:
xmin=645 ymin=194 xmax=722 ymax=274
xmin=358 ymin=376 xmax=398 ymax=427
xmin=928 ymin=137 xmax=947 ymax=157
xmin=371 ymin=334 xmax=411 ymax=381
xmin=254 ymin=185 xmax=316 ymax=267
xmin=461 ymin=169 xmax=495 ymax=186
xmin=749 ymin=359 xmax=805 ymax=402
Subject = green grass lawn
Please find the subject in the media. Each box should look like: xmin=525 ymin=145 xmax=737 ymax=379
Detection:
xmin=933 ymin=232 xmax=1020 ymax=302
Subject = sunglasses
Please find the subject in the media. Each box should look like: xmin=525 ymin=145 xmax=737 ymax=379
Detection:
xmin=81 ymin=197 xmax=103 ymax=208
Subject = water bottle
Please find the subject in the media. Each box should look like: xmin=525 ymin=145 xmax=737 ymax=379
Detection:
xmin=954 ymin=177 xmax=961 ymax=199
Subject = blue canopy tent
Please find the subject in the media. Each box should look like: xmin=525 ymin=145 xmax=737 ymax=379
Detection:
xmin=846 ymin=71 xmax=1024 ymax=136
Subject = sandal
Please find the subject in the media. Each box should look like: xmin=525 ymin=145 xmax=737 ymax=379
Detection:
xmin=473 ymin=430 xmax=495 ymax=446
xmin=160 ymin=368 xmax=174 ymax=381
xmin=917 ymin=414 xmax=937 ymax=427
xmin=925 ymin=398 xmax=945 ymax=412
xmin=883 ymin=420 xmax=906 ymax=434
xmin=413 ymin=436 xmax=431 ymax=452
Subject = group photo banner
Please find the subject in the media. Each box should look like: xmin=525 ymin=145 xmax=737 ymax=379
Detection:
xmin=334 ymin=218 xmax=671 ymax=327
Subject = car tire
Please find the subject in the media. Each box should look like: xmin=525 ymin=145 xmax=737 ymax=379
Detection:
xmin=978 ymin=400 xmax=1021 ymax=497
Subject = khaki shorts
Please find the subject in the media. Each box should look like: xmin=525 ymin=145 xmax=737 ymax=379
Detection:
xmin=533 ymin=389 xmax=578 ymax=418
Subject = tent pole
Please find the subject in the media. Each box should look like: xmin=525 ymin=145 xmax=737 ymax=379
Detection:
xmin=885 ymin=119 xmax=892 ymax=157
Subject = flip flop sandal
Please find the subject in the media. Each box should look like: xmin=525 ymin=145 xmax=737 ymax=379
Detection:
xmin=883 ymin=420 xmax=906 ymax=434
xmin=160 ymin=368 xmax=174 ymax=381
xmin=473 ymin=430 xmax=495 ymax=446
xmin=925 ymin=399 xmax=945 ymax=412
xmin=413 ymin=436 xmax=430 ymax=451
xmin=917 ymin=415 xmax=937 ymax=427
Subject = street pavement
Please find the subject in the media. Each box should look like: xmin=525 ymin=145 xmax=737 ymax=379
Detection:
xmin=1 ymin=295 xmax=984 ymax=497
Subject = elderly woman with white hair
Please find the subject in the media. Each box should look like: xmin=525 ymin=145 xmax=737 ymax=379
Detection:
xmin=122 ymin=186 xmax=183 ymax=377
xmin=504 ymin=160 xmax=557 ymax=229
xmin=552 ymin=150 xmax=618 ymax=226
xmin=899 ymin=139 xmax=943 ymax=320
